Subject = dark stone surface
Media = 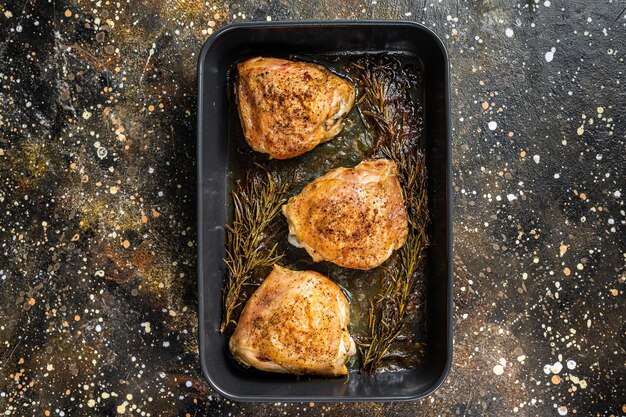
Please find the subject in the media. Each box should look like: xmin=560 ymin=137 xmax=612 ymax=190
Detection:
xmin=0 ymin=0 xmax=624 ymax=416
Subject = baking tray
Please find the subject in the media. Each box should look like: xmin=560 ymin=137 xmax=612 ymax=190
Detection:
xmin=197 ymin=20 xmax=452 ymax=402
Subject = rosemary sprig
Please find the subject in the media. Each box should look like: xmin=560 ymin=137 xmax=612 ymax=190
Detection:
xmin=221 ymin=169 xmax=290 ymax=333
xmin=351 ymin=55 xmax=430 ymax=374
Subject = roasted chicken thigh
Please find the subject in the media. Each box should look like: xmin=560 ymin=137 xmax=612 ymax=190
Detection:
xmin=236 ymin=57 xmax=355 ymax=159
xmin=282 ymin=159 xmax=408 ymax=270
xmin=229 ymin=265 xmax=356 ymax=376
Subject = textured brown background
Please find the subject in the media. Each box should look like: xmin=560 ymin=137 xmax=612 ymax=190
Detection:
xmin=0 ymin=0 xmax=624 ymax=416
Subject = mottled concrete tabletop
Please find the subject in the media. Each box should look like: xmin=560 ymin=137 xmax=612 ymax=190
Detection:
xmin=1 ymin=0 xmax=625 ymax=416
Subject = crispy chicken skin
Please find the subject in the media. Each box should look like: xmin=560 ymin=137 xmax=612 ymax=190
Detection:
xmin=282 ymin=159 xmax=408 ymax=270
xmin=236 ymin=57 xmax=355 ymax=159
xmin=229 ymin=265 xmax=356 ymax=377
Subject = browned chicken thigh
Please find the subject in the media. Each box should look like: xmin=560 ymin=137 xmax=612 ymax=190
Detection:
xmin=282 ymin=159 xmax=408 ymax=270
xmin=236 ymin=57 xmax=355 ymax=159
xmin=229 ymin=265 xmax=355 ymax=376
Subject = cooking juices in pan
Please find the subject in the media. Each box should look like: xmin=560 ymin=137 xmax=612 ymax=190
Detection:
xmin=224 ymin=53 xmax=427 ymax=374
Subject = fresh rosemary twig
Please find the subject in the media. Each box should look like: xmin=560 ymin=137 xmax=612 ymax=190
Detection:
xmin=220 ymin=169 xmax=290 ymax=333
xmin=351 ymin=55 xmax=430 ymax=374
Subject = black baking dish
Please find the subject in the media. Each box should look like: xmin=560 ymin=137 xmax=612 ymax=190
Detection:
xmin=197 ymin=21 xmax=452 ymax=402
